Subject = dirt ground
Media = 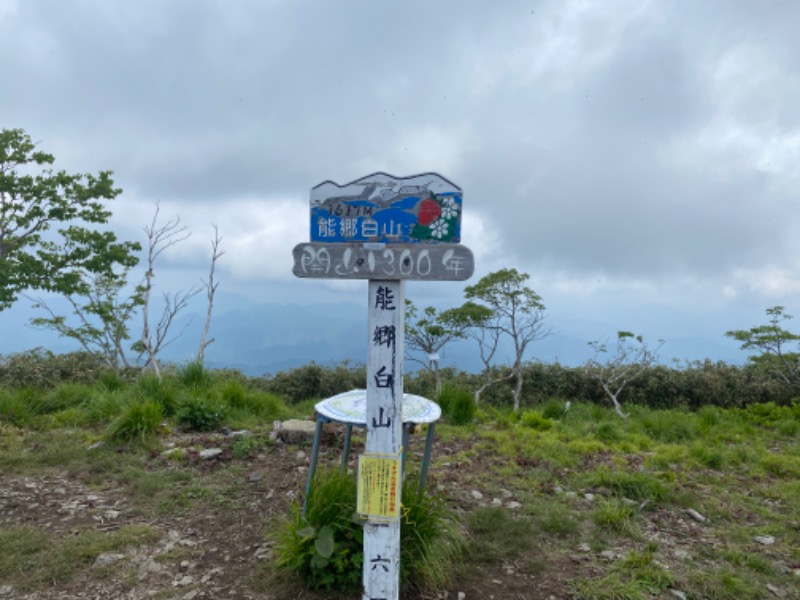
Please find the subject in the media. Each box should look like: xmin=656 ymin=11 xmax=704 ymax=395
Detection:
xmin=0 ymin=427 xmax=594 ymax=600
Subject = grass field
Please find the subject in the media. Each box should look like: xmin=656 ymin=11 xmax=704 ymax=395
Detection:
xmin=1 ymin=372 xmax=798 ymax=599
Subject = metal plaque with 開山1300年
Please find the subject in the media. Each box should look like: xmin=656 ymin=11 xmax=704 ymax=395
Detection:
xmin=292 ymin=242 xmax=474 ymax=281
xmin=310 ymin=172 xmax=462 ymax=244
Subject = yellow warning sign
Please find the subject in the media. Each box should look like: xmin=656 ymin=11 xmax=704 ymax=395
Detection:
xmin=357 ymin=452 xmax=402 ymax=520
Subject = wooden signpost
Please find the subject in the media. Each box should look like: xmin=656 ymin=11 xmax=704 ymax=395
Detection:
xmin=293 ymin=172 xmax=473 ymax=600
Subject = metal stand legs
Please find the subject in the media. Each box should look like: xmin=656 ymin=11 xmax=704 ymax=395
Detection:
xmin=303 ymin=418 xmax=436 ymax=517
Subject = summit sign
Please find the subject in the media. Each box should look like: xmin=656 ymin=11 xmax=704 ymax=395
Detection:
xmin=310 ymin=172 xmax=462 ymax=244
xmin=292 ymin=172 xmax=474 ymax=600
xmin=296 ymin=172 xmax=474 ymax=282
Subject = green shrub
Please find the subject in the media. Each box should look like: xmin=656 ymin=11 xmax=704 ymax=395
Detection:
xmin=175 ymin=396 xmax=225 ymax=432
xmin=540 ymin=398 xmax=570 ymax=420
xmin=179 ymin=361 xmax=211 ymax=389
xmin=637 ymin=410 xmax=697 ymax=443
xmin=592 ymin=499 xmax=637 ymax=534
xmin=690 ymin=443 xmax=725 ymax=469
xmin=219 ymin=379 xmax=247 ymax=408
xmin=135 ymin=374 xmax=178 ymax=416
xmin=740 ymin=401 xmax=795 ymax=425
xmin=40 ymin=383 xmax=93 ymax=415
xmin=274 ymin=469 xmax=463 ymax=595
xmin=584 ymin=470 xmax=671 ymax=503
xmin=274 ymin=469 xmax=365 ymax=594
xmin=97 ymin=370 xmax=127 ymax=392
xmin=698 ymin=405 xmax=722 ymax=427
xmin=519 ymin=409 xmax=554 ymax=431
xmin=594 ymin=420 xmax=623 ymax=444
xmin=81 ymin=390 xmax=127 ymax=425
xmin=106 ymin=400 xmax=163 ymax=443
xmin=0 ymin=389 xmax=35 ymax=425
xmin=257 ymin=362 xmax=367 ymax=404
xmin=0 ymin=349 xmax=107 ymax=388
xmin=438 ymin=385 xmax=476 ymax=426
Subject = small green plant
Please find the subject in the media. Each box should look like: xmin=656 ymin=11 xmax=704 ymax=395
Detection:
xmin=594 ymin=420 xmax=623 ymax=443
xmin=690 ymin=442 xmax=725 ymax=469
xmin=571 ymin=572 xmax=647 ymax=600
xmin=135 ymin=373 xmax=178 ymax=416
xmin=0 ymin=389 xmax=35 ymax=425
xmin=540 ymin=397 xmax=570 ymax=420
xmin=81 ymin=390 xmax=127 ymax=425
xmin=229 ymin=435 xmax=259 ymax=459
xmin=176 ymin=396 xmax=225 ymax=432
xmin=97 ymin=370 xmax=126 ymax=392
xmin=584 ymin=470 xmax=671 ymax=503
xmin=438 ymin=385 xmax=476 ymax=426
xmin=637 ymin=409 xmax=697 ymax=443
xmin=274 ymin=469 xmax=365 ymax=594
xmin=519 ymin=409 xmax=554 ymax=431
xmin=105 ymin=399 xmax=163 ymax=443
xmin=465 ymin=506 xmax=533 ymax=562
xmin=219 ymin=379 xmax=247 ymax=408
xmin=274 ymin=469 xmax=463 ymax=595
xmin=179 ymin=361 xmax=211 ymax=389
xmin=592 ymin=499 xmax=637 ymax=535
xmin=528 ymin=500 xmax=580 ymax=535
xmin=617 ymin=548 xmax=673 ymax=593
xmin=40 ymin=383 xmax=92 ymax=415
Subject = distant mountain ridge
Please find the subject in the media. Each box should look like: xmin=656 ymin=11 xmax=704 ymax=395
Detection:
xmin=0 ymin=295 xmax=746 ymax=376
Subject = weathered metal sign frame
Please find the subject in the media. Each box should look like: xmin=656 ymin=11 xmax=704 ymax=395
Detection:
xmin=292 ymin=242 xmax=474 ymax=281
xmin=310 ymin=172 xmax=462 ymax=244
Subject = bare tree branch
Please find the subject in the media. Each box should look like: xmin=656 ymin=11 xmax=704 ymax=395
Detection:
xmin=137 ymin=203 xmax=197 ymax=379
xmin=197 ymin=225 xmax=224 ymax=365
xmin=586 ymin=332 xmax=664 ymax=419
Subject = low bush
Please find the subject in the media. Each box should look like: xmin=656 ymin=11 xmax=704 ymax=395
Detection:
xmin=106 ymin=400 xmax=163 ymax=443
xmin=175 ymin=396 xmax=226 ymax=432
xmin=274 ymin=469 xmax=464 ymax=595
xmin=438 ymin=385 xmax=476 ymax=426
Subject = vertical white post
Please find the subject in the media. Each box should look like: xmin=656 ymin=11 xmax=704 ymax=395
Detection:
xmin=363 ymin=279 xmax=404 ymax=600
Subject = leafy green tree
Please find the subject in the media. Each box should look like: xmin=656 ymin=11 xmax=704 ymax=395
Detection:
xmin=0 ymin=128 xmax=139 ymax=310
xmin=726 ymin=306 xmax=800 ymax=388
xmin=463 ymin=268 xmax=549 ymax=411
xmin=29 ymin=270 xmax=144 ymax=369
xmin=586 ymin=331 xmax=663 ymax=418
xmin=405 ymin=299 xmax=489 ymax=394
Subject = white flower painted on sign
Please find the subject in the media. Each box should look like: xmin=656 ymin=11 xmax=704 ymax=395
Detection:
xmin=431 ymin=218 xmax=449 ymax=239
xmin=440 ymin=197 xmax=458 ymax=220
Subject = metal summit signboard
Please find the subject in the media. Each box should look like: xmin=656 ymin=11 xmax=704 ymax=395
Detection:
xmin=294 ymin=172 xmax=474 ymax=282
xmin=292 ymin=172 xmax=473 ymax=600
xmin=310 ymin=171 xmax=462 ymax=244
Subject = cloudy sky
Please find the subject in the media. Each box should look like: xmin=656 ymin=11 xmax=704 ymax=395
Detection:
xmin=2 ymin=0 xmax=799 ymax=364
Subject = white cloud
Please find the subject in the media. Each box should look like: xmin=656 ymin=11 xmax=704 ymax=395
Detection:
xmin=471 ymin=0 xmax=655 ymax=93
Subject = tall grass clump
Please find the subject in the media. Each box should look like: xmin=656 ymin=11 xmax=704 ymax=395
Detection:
xmin=584 ymin=470 xmax=672 ymax=503
xmin=274 ymin=469 xmax=463 ymax=595
xmin=215 ymin=379 xmax=289 ymax=422
xmin=398 ymin=479 xmax=464 ymax=593
xmin=437 ymin=384 xmax=476 ymax=426
xmin=105 ymin=399 xmax=163 ymax=443
xmin=134 ymin=373 xmax=178 ymax=416
xmin=81 ymin=390 xmax=128 ymax=426
xmin=636 ymin=409 xmax=697 ymax=443
xmin=175 ymin=392 xmax=226 ymax=432
xmin=40 ymin=383 xmax=93 ymax=415
xmin=179 ymin=361 xmax=211 ymax=390
xmin=274 ymin=469 xmax=364 ymax=594
xmin=0 ymin=389 xmax=36 ymax=425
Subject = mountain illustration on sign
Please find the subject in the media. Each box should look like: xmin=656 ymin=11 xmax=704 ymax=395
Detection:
xmin=310 ymin=172 xmax=462 ymax=244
